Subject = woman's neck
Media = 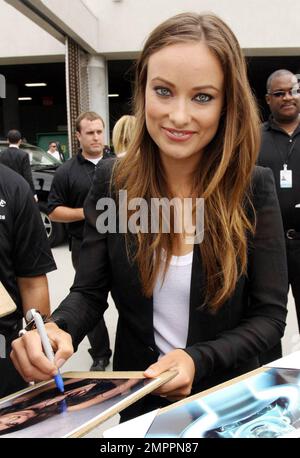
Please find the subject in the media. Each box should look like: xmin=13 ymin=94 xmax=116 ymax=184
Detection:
xmin=160 ymin=155 xmax=199 ymax=198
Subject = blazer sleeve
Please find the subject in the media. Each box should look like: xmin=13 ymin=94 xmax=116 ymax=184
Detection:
xmin=21 ymin=153 xmax=35 ymax=194
xmin=51 ymin=158 xmax=116 ymax=349
xmin=185 ymin=166 xmax=288 ymax=384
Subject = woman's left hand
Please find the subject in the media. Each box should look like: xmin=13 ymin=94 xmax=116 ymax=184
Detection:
xmin=144 ymin=349 xmax=195 ymax=401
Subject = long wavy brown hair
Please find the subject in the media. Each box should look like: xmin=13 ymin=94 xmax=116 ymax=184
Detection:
xmin=112 ymin=12 xmax=261 ymax=311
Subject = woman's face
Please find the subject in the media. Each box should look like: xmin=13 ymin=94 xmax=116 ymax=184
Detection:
xmin=145 ymin=41 xmax=224 ymax=168
xmin=0 ymin=410 xmax=35 ymax=431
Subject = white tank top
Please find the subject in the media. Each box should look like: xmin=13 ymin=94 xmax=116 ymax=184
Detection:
xmin=153 ymin=250 xmax=193 ymax=357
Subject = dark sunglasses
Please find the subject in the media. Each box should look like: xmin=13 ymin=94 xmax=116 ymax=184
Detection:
xmin=268 ymin=88 xmax=300 ymax=98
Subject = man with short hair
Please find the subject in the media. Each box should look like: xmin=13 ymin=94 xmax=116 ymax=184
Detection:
xmin=258 ymin=69 xmax=300 ymax=362
xmin=0 ymin=129 xmax=36 ymax=197
xmin=47 ymin=141 xmax=64 ymax=162
xmin=0 ymin=164 xmax=56 ymax=397
xmin=48 ymin=111 xmax=113 ymax=371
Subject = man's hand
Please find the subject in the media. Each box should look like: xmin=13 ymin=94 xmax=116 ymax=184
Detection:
xmin=10 ymin=322 xmax=73 ymax=383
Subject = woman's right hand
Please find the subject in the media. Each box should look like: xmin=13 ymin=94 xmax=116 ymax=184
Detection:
xmin=10 ymin=322 xmax=73 ymax=383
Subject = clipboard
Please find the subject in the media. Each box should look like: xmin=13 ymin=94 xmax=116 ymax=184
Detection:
xmin=0 ymin=370 xmax=176 ymax=438
xmin=105 ymin=352 xmax=300 ymax=438
xmin=145 ymin=366 xmax=300 ymax=438
xmin=0 ymin=282 xmax=17 ymax=318
xmin=104 ymin=367 xmax=266 ymax=438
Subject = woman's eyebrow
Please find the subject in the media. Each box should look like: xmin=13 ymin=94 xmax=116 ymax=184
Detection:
xmin=150 ymin=77 xmax=221 ymax=92
xmin=150 ymin=77 xmax=175 ymax=87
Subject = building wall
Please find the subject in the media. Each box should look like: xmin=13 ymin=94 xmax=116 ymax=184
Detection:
xmin=0 ymin=0 xmax=64 ymax=64
xmin=1 ymin=0 xmax=300 ymax=61
xmin=1 ymin=0 xmax=299 ymax=148
xmin=83 ymin=0 xmax=300 ymax=57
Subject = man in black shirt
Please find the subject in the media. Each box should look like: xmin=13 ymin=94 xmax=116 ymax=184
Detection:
xmin=258 ymin=69 xmax=300 ymax=361
xmin=48 ymin=111 xmax=113 ymax=371
xmin=0 ymin=164 xmax=56 ymax=398
xmin=0 ymin=129 xmax=36 ymax=199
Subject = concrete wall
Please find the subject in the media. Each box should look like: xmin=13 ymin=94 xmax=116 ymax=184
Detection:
xmin=39 ymin=0 xmax=99 ymax=53
xmin=1 ymin=0 xmax=300 ymax=61
xmin=83 ymin=0 xmax=300 ymax=57
xmin=4 ymin=0 xmax=99 ymax=53
xmin=0 ymin=0 xmax=64 ymax=64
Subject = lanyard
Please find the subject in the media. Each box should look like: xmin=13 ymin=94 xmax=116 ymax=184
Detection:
xmin=270 ymin=132 xmax=298 ymax=167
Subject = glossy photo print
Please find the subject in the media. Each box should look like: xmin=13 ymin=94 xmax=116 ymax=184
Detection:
xmin=0 ymin=372 xmax=174 ymax=438
xmin=146 ymin=368 xmax=300 ymax=438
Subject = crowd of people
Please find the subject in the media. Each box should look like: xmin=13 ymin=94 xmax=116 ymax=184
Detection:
xmin=0 ymin=11 xmax=299 ymax=428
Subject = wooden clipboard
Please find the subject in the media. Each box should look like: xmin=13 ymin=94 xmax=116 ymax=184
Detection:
xmin=157 ymin=366 xmax=267 ymax=415
xmin=144 ymin=367 xmax=297 ymax=438
xmin=66 ymin=371 xmax=176 ymax=438
xmin=0 ymin=370 xmax=177 ymax=438
xmin=0 ymin=282 xmax=17 ymax=318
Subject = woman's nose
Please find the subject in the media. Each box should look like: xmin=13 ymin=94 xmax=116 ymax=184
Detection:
xmin=168 ymin=99 xmax=191 ymax=127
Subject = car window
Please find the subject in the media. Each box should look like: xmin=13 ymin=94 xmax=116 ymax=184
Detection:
xmin=0 ymin=142 xmax=60 ymax=166
xmin=21 ymin=144 xmax=60 ymax=166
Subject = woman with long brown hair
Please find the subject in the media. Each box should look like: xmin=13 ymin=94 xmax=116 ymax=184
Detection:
xmin=11 ymin=12 xmax=287 ymax=421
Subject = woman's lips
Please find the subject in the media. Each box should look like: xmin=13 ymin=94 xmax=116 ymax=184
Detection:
xmin=162 ymin=127 xmax=195 ymax=142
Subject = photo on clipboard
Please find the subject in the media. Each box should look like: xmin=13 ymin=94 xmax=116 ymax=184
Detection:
xmin=146 ymin=367 xmax=300 ymax=438
xmin=0 ymin=370 xmax=176 ymax=438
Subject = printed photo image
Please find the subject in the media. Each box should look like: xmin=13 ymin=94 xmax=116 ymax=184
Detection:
xmin=0 ymin=371 xmax=174 ymax=438
xmin=146 ymin=368 xmax=300 ymax=438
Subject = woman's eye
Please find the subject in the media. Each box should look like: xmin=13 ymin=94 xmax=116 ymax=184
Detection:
xmin=194 ymin=93 xmax=212 ymax=103
xmin=155 ymin=87 xmax=171 ymax=97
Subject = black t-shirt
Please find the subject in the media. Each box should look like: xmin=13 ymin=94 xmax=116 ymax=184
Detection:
xmin=0 ymin=164 xmax=56 ymax=335
xmin=48 ymin=152 xmax=97 ymax=239
xmin=258 ymin=118 xmax=300 ymax=231
xmin=48 ymin=150 xmax=115 ymax=239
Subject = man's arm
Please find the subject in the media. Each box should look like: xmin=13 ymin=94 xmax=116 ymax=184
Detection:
xmin=49 ymin=206 xmax=84 ymax=223
xmin=48 ymin=163 xmax=84 ymax=223
xmin=17 ymin=275 xmax=51 ymax=317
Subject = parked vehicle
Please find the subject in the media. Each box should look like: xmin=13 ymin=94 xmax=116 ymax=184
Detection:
xmin=0 ymin=140 xmax=67 ymax=247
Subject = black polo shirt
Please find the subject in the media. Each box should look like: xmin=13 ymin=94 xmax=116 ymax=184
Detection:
xmin=0 ymin=164 xmax=56 ymax=337
xmin=48 ymin=150 xmax=115 ymax=240
xmin=258 ymin=117 xmax=300 ymax=231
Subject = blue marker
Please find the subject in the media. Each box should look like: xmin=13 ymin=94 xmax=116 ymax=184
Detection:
xmin=26 ymin=309 xmax=65 ymax=393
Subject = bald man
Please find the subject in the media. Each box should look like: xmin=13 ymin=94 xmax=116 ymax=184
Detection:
xmin=258 ymin=69 xmax=300 ymax=362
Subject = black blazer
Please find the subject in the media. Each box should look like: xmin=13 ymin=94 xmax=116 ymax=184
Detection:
xmin=0 ymin=147 xmax=35 ymax=194
xmin=53 ymin=159 xmax=288 ymax=412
